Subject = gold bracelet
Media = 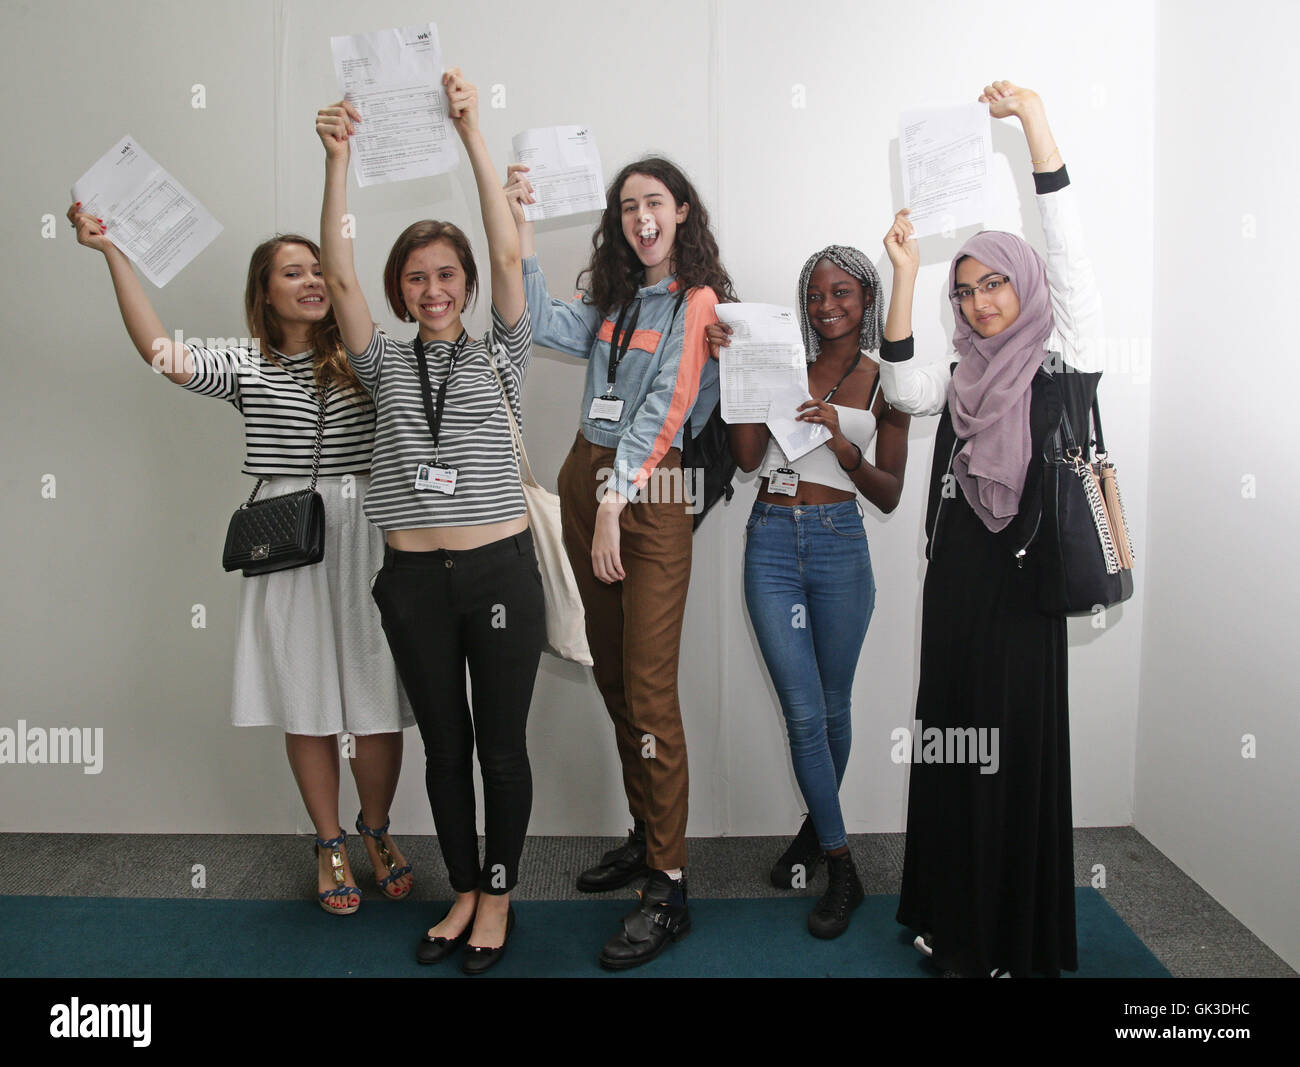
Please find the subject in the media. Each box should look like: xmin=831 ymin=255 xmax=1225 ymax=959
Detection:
xmin=1031 ymin=147 xmax=1060 ymax=167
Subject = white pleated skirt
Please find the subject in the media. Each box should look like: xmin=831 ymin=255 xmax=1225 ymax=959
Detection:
xmin=230 ymin=474 xmax=414 ymax=735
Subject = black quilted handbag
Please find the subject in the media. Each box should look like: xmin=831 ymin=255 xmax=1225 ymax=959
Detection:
xmin=222 ymin=388 xmax=327 ymax=576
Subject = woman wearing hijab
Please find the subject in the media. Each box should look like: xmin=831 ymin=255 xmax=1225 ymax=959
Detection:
xmin=879 ymin=80 xmax=1102 ymax=976
xmin=708 ymin=246 xmax=909 ymax=939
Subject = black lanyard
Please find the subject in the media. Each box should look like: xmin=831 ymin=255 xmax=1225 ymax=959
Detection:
xmin=821 ymin=351 xmax=862 ymax=403
xmin=413 ymin=330 xmax=469 ymax=459
xmin=605 ymin=299 xmax=641 ymax=394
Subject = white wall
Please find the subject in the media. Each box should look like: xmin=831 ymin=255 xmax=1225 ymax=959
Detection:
xmin=1 ymin=2 xmax=1153 ymax=849
xmin=1136 ymin=0 xmax=1300 ymax=971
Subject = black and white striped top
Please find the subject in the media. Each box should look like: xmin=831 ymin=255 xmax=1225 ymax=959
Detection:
xmin=180 ymin=345 xmax=375 ymax=476
xmin=348 ymin=305 xmax=531 ymax=531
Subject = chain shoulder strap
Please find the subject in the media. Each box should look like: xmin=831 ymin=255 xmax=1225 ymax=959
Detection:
xmin=308 ymin=383 xmax=329 ymax=492
xmin=242 ymin=383 xmax=329 ymax=506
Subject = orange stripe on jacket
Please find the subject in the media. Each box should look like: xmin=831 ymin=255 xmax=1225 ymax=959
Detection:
xmin=595 ymin=319 xmax=664 ymax=355
xmin=633 ymin=286 xmax=719 ymax=490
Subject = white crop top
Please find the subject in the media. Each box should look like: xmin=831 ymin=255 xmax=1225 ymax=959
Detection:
xmin=760 ymin=379 xmax=881 ymax=495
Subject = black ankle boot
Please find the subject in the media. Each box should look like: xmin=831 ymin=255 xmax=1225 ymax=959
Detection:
xmin=807 ymin=850 xmax=864 ymax=939
xmin=770 ymin=814 xmax=823 ymax=889
xmin=576 ymin=820 xmax=649 ymax=893
xmin=598 ymin=870 xmax=691 ymax=970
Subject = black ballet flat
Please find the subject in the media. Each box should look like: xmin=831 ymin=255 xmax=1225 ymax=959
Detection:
xmin=460 ymin=906 xmax=516 ymax=976
xmin=416 ymin=917 xmax=471 ymax=965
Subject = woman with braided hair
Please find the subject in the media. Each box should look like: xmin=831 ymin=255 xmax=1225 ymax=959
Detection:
xmin=708 ymin=245 xmax=909 ymax=939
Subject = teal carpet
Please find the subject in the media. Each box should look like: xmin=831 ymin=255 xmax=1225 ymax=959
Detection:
xmin=0 ymin=889 xmax=1166 ymax=978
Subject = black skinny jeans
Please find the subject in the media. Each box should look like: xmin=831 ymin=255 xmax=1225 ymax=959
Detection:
xmin=371 ymin=531 xmax=545 ymax=894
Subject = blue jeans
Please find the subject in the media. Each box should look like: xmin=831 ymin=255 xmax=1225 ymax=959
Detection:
xmin=743 ymin=500 xmax=876 ymax=851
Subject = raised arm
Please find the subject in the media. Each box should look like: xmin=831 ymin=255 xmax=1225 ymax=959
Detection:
xmin=444 ymin=69 xmax=523 ymax=328
xmin=981 ymin=80 xmax=1060 ymax=174
xmin=982 ymin=80 xmax=1103 ymax=365
xmin=67 ymin=205 xmax=193 ymax=385
xmin=878 ymin=206 xmax=950 ymax=415
xmin=504 ymin=165 xmax=603 ymax=358
xmin=316 ymin=99 xmax=375 ymax=357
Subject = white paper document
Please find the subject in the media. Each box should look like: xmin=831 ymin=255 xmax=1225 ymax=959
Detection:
xmin=70 ymin=135 xmax=222 ymax=288
xmin=716 ymin=303 xmax=831 ymax=460
xmin=765 ymin=382 xmax=832 ymax=463
xmin=330 ymin=24 xmax=457 ymax=187
xmin=899 ymin=103 xmax=992 ymax=239
xmin=717 ymin=303 xmax=806 ymax=424
xmin=512 ymin=126 xmax=605 ymax=222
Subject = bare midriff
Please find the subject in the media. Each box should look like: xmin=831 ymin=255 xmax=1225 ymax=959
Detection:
xmin=756 ymin=480 xmax=856 ymax=507
xmin=386 ymin=513 xmax=530 ymax=552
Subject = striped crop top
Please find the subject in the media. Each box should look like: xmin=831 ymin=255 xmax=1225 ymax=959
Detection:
xmin=180 ymin=345 xmax=375 ymax=477
xmin=346 ymin=304 xmax=532 ymax=531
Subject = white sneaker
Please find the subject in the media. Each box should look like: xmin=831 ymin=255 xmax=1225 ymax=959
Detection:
xmin=913 ymin=933 xmax=934 ymax=958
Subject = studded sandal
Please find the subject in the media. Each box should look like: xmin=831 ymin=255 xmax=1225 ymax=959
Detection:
xmin=314 ymin=829 xmax=361 ymax=916
xmin=355 ymin=813 xmax=413 ymax=900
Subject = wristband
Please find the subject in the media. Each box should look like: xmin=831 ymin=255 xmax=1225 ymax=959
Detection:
xmin=838 ymin=444 xmax=863 ymax=473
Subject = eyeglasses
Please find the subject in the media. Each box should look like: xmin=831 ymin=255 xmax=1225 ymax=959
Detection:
xmin=951 ymin=275 xmax=1011 ymax=303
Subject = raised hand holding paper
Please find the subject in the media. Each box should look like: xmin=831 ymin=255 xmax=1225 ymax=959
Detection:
xmin=899 ymin=102 xmax=992 ymax=239
xmin=329 ymin=24 xmax=458 ymax=187
xmin=511 ymin=126 xmax=605 ymax=222
xmin=70 ymin=135 xmax=222 ymax=288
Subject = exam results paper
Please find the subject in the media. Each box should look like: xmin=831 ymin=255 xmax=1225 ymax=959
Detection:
xmin=330 ymin=24 xmax=458 ymax=187
xmin=899 ymin=102 xmax=993 ymax=239
xmin=70 ymin=135 xmax=223 ymax=288
xmin=716 ymin=303 xmax=830 ymax=461
xmin=512 ymin=126 xmax=605 ymax=222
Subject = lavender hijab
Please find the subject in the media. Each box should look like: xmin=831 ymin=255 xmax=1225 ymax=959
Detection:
xmin=946 ymin=231 xmax=1054 ymax=532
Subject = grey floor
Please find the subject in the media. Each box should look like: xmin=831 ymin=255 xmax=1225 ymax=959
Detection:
xmin=0 ymin=827 xmax=1292 ymax=978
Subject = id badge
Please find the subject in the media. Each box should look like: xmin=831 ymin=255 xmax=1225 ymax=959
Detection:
xmin=588 ymin=395 xmax=625 ymax=421
xmin=414 ymin=463 xmax=457 ymax=495
xmin=767 ymin=467 xmax=799 ymax=496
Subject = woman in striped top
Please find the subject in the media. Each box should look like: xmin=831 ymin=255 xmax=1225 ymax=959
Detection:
xmin=66 ymin=211 xmax=417 ymax=918
xmin=317 ymin=68 xmax=544 ymax=975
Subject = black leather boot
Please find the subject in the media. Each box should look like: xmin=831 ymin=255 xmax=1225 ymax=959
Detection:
xmin=598 ymin=870 xmax=691 ymax=970
xmin=770 ymin=813 xmax=823 ymax=889
xmin=576 ymin=821 xmax=649 ymax=892
xmin=806 ymin=850 xmax=864 ymax=939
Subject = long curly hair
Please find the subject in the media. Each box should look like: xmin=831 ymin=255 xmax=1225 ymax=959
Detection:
xmin=244 ymin=234 xmax=366 ymax=402
xmin=577 ymin=157 xmax=737 ymax=315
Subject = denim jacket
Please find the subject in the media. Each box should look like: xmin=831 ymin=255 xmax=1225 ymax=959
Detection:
xmin=522 ymin=255 xmax=719 ymax=502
